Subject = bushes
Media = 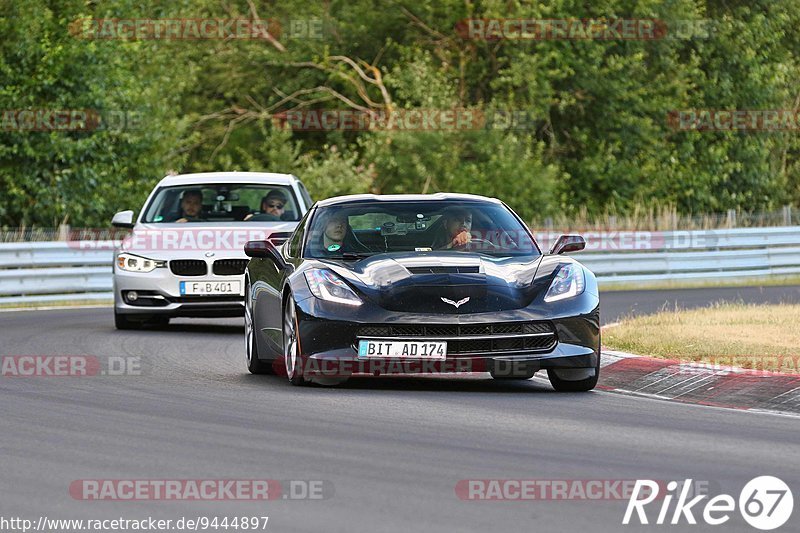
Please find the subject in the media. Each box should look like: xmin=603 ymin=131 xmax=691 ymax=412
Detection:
xmin=2 ymin=0 xmax=800 ymax=226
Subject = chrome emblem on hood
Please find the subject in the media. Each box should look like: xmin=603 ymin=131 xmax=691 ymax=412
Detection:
xmin=441 ymin=297 xmax=470 ymax=308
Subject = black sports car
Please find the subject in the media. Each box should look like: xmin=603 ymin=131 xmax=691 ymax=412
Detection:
xmin=243 ymin=193 xmax=600 ymax=391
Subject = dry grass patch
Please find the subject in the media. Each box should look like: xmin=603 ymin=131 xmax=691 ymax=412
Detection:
xmin=603 ymin=302 xmax=800 ymax=373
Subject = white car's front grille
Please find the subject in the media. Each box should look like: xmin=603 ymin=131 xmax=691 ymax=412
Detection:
xmin=169 ymin=260 xmax=207 ymax=276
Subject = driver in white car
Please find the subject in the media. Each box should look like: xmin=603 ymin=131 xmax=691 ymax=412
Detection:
xmin=173 ymin=189 xmax=206 ymax=223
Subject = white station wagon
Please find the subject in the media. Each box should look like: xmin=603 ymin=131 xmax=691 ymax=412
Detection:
xmin=111 ymin=172 xmax=312 ymax=329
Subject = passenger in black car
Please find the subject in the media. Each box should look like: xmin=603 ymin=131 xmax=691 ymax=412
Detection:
xmin=312 ymin=211 xmax=371 ymax=256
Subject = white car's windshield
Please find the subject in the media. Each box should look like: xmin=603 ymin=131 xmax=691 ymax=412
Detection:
xmin=142 ymin=184 xmax=301 ymax=223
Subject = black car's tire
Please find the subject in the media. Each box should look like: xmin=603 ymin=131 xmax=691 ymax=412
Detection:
xmin=547 ymin=356 xmax=600 ymax=392
xmin=114 ymin=311 xmax=141 ymax=330
xmin=283 ymin=296 xmax=306 ymax=386
xmin=245 ymin=283 xmax=274 ymax=375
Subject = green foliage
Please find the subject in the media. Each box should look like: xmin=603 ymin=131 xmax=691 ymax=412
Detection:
xmin=1 ymin=0 xmax=799 ymax=227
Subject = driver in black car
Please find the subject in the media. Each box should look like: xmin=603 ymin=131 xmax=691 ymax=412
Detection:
xmin=433 ymin=207 xmax=473 ymax=249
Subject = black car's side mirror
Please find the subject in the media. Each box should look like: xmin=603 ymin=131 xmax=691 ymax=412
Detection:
xmin=245 ymin=240 xmax=287 ymax=269
xmin=549 ymin=234 xmax=586 ymax=255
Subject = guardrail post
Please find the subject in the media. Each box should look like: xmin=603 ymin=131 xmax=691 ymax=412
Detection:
xmin=57 ymin=224 xmax=70 ymax=241
xmin=726 ymin=209 xmax=736 ymax=228
xmin=783 ymin=205 xmax=792 ymax=226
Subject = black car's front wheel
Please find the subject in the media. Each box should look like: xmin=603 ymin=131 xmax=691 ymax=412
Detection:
xmin=547 ymin=355 xmax=600 ymax=392
xmin=245 ymin=283 xmax=274 ymax=374
xmin=283 ymin=296 xmax=305 ymax=386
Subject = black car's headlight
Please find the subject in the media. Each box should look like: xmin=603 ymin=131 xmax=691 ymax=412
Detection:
xmin=116 ymin=253 xmax=164 ymax=273
xmin=304 ymin=269 xmax=363 ymax=306
xmin=544 ymin=264 xmax=585 ymax=302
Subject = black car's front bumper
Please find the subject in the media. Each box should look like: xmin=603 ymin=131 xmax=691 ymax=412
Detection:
xmin=290 ymin=291 xmax=600 ymax=377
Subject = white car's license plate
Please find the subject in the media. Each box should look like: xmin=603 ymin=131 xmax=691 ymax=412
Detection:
xmin=357 ymin=340 xmax=447 ymax=359
xmin=180 ymin=280 xmax=241 ymax=295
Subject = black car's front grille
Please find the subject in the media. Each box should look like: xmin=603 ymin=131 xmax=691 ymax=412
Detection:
xmin=356 ymin=321 xmax=557 ymax=355
xmin=358 ymin=322 xmax=552 ymax=337
xmin=169 ymin=259 xmax=207 ymax=276
xmin=213 ymin=259 xmax=249 ymax=276
xmin=461 ymin=324 xmax=492 ymax=335
xmin=407 ymin=266 xmax=481 ymax=274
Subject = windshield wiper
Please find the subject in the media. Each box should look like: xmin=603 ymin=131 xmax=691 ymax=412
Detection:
xmin=341 ymin=252 xmax=373 ymax=261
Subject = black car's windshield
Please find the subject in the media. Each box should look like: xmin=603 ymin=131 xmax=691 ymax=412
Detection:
xmin=304 ymin=200 xmax=540 ymax=259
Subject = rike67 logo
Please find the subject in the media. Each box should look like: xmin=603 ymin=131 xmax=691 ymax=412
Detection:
xmin=624 ymin=477 xmax=794 ymax=530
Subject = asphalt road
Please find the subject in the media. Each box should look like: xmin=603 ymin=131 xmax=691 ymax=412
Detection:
xmin=1 ymin=287 xmax=799 ymax=533
xmin=601 ymin=284 xmax=800 ymax=324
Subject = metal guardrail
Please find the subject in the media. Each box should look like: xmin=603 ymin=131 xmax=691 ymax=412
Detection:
xmin=0 ymin=242 xmax=114 ymax=304
xmin=535 ymin=226 xmax=800 ymax=284
xmin=0 ymin=227 xmax=799 ymax=304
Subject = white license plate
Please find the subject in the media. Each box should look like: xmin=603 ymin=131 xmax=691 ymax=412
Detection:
xmin=180 ymin=280 xmax=242 ymax=295
xmin=358 ymin=340 xmax=447 ymax=359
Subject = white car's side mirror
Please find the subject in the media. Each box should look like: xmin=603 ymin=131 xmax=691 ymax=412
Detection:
xmin=111 ymin=210 xmax=135 ymax=229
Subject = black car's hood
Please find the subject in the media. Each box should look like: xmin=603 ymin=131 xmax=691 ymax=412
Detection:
xmin=317 ymin=252 xmax=558 ymax=313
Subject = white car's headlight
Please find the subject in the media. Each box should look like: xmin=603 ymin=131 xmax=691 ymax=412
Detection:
xmin=304 ymin=269 xmax=362 ymax=306
xmin=544 ymin=263 xmax=585 ymax=302
xmin=116 ymin=253 xmax=163 ymax=273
